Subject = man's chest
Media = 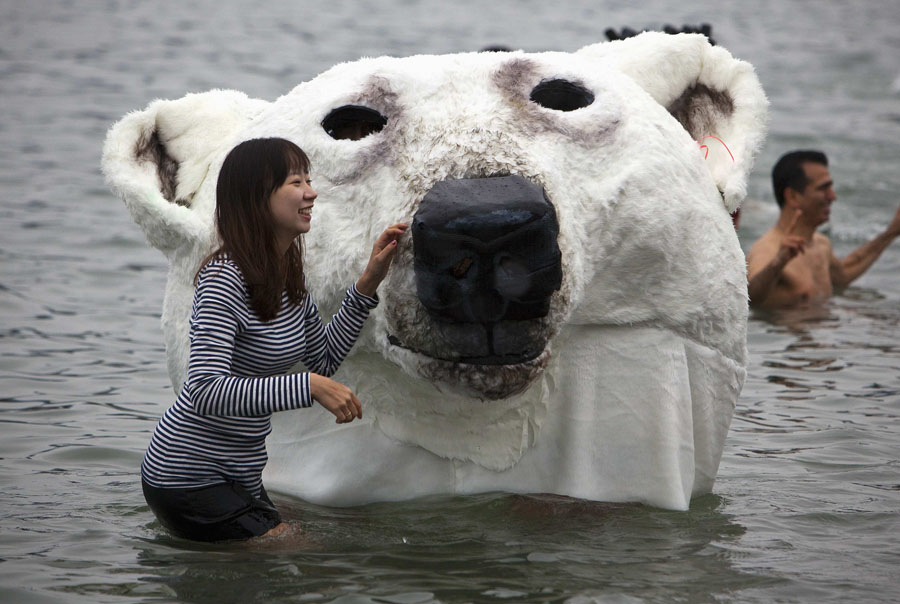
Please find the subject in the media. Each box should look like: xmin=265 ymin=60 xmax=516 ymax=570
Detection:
xmin=782 ymin=243 xmax=833 ymax=296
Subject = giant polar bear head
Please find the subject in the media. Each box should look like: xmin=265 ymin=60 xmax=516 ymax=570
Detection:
xmin=104 ymin=33 xmax=767 ymax=510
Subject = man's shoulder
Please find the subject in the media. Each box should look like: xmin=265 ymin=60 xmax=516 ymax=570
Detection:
xmin=812 ymin=231 xmax=833 ymax=247
xmin=747 ymin=228 xmax=781 ymax=257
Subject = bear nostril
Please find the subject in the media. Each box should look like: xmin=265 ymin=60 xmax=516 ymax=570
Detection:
xmin=494 ymin=255 xmax=531 ymax=299
xmin=452 ymin=257 xmax=474 ymax=278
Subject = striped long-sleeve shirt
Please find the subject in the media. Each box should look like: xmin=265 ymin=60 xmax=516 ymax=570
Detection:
xmin=141 ymin=257 xmax=377 ymax=496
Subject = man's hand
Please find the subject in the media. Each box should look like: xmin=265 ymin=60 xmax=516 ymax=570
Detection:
xmin=747 ymin=209 xmax=807 ymax=307
xmin=775 ymin=209 xmax=806 ymax=265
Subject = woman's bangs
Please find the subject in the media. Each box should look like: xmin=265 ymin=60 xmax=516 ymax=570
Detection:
xmin=282 ymin=142 xmax=310 ymax=177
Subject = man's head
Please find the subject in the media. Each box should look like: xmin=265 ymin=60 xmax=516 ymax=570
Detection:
xmin=772 ymin=150 xmax=830 ymax=208
xmin=772 ymin=150 xmax=836 ymax=227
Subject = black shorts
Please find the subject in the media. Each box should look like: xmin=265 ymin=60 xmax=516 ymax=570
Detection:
xmin=142 ymin=478 xmax=282 ymax=542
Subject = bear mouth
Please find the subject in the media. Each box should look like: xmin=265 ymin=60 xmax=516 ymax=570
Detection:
xmin=387 ymin=319 xmax=545 ymax=366
xmin=386 ymin=332 xmax=551 ymax=400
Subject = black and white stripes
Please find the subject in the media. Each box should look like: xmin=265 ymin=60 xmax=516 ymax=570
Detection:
xmin=141 ymin=257 xmax=377 ymax=497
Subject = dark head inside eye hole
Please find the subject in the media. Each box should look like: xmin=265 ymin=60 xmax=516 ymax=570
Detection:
xmin=322 ymin=105 xmax=387 ymax=141
xmin=529 ymin=79 xmax=594 ymax=112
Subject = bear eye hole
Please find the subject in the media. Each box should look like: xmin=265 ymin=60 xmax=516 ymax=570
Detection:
xmin=322 ymin=105 xmax=387 ymax=141
xmin=529 ymin=79 xmax=594 ymax=112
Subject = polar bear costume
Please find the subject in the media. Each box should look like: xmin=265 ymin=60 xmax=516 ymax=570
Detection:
xmin=103 ymin=33 xmax=767 ymax=510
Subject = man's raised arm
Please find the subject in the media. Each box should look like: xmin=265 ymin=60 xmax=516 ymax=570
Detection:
xmin=830 ymin=202 xmax=900 ymax=291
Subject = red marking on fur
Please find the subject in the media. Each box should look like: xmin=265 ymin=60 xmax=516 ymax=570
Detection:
xmin=696 ymin=136 xmax=734 ymax=162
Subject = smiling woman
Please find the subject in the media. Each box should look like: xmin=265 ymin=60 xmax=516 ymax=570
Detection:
xmin=269 ymin=170 xmax=316 ymax=249
xmin=210 ymin=139 xmax=313 ymax=321
xmin=139 ymin=137 xmax=408 ymax=542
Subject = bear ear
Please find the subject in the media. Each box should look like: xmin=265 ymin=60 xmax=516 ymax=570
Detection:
xmin=102 ymin=90 xmax=269 ymax=253
xmin=577 ymin=32 xmax=769 ymax=212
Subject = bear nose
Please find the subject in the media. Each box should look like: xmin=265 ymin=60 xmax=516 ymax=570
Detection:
xmin=412 ymin=175 xmax=562 ymax=324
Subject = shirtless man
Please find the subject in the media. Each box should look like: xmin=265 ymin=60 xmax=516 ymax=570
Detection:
xmin=747 ymin=150 xmax=900 ymax=309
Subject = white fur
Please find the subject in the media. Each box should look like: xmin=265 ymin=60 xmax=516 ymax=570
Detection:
xmin=103 ymin=33 xmax=767 ymax=510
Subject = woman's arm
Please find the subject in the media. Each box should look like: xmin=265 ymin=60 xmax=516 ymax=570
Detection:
xmin=298 ymin=284 xmax=378 ymax=377
xmin=187 ymin=263 xmax=364 ymax=423
xmin=186 ymin=263 xmax=315 ymax=417
xmin=301 ymin=223 xmax=408 ymax=375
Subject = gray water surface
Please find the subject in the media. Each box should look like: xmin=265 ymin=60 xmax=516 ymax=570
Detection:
xmin=2 ymin=1 xmax=900 ymax=602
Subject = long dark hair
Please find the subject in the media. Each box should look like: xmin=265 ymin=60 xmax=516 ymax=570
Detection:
xmin=199 ymin=138 xmax=310 ymax=321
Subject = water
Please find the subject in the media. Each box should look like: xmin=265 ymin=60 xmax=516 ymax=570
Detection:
xmin=2 ymin=0 xmax=900 ymax=601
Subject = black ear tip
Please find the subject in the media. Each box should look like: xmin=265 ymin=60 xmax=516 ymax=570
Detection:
xmin=606 ymin=23 xmax=716 ymax=44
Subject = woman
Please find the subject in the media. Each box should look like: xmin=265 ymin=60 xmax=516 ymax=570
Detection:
xmin=141 ymin=137 xmax=407 ymax=542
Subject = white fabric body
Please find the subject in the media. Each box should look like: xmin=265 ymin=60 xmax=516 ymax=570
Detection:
xmin=102 ymin=33 xmax=768 ymax=510
xmin=265 ymin=326 xmax=742 ymax=510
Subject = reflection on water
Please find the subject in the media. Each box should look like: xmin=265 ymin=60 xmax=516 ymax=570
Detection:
xmin=751 ymin=296 xmax=899 ymax=379
xmin=720 ymin=292 xmax=900 ymax=602
xmin=126 ymin=493 xmax=761 ymax=604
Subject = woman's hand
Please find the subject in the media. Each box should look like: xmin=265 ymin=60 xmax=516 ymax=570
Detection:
xmin=309 ymin=374 xmax=362 ymax=424
xmin=355 ymin=222 xmax=408 ymax=297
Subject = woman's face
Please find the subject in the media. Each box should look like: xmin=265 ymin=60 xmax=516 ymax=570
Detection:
xmin=269 ymin=171 xmax=317 ymax=248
